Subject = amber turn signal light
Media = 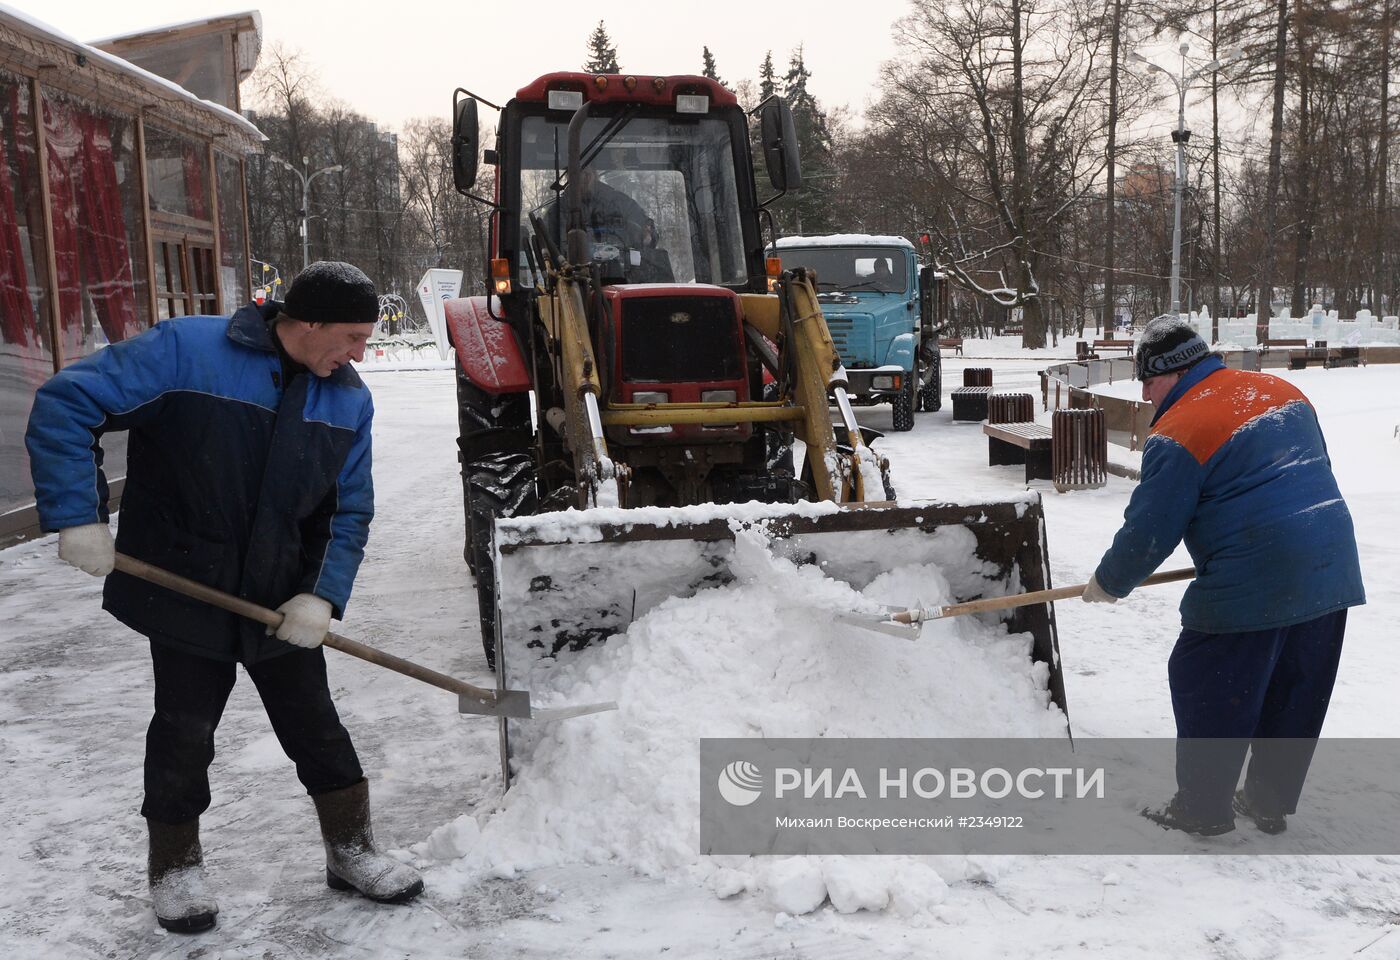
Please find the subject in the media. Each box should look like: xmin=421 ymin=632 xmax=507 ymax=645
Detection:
xmin=491 ymin=257 xmax=512 ymax=296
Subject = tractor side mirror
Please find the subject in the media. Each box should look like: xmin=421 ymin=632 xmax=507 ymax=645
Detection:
xmin=760 ymin=97 xmax=801 ymax=192
xmin=451 ymin=94 xmax=479 ymax=195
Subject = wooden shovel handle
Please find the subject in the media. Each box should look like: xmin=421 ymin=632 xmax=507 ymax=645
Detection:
xmin=893 ymin=566 xmax=1196 ymax=623
xmin=112 ymin=553 xmax=501 ymax=706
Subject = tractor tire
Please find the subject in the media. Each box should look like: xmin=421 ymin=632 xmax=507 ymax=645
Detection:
xmin=891 ymin=375 xmax=916 ymax=432
xmin=919 ymin=348 xmax=942 ymax=412
xmin=456 ymin=362 xmax=532 ymax=571
xmin=465 ymin=452 xmax=538 ymax=670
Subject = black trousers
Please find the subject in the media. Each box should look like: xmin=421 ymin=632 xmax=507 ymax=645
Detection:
xmin=141 ymin=639 xmax=364 ymax=824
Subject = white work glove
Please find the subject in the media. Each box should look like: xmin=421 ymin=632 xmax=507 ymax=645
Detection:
xmin=273 ymin=593 xmax=333 ymax=648
xmin=1081 ymin=574 xmax=1119 ymax=605
xmin=58 ymin=523 xmax=115 ymax=577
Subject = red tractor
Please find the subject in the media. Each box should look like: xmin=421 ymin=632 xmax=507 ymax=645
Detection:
xmin=441 ymin=73 xmax=1067 ymax=780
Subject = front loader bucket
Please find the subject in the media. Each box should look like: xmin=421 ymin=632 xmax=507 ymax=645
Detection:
xmin=490 ymin=496 xmax=1067 ymax=783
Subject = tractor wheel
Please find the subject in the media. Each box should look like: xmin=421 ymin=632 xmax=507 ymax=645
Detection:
xmin=919 ymin=348 xmax=942 ymax=412
xmin=466 ymin=452 xmax=538 ymax=670
xmin=891 ymin=375 xmax=916 ymax=432
xmin=456 ymin=362 xmax=532 ymax=571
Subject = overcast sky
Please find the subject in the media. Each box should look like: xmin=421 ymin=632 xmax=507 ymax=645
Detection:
xmin=28 ymin=0 xmax=910 ymax=130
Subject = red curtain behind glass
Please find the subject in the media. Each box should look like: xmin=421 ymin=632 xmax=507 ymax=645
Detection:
xmin=78 ymin=115 xmax=139 ymax=341
xmin=42 ymin=96 xmax=140 ymax=360
xmin=0 ymin=87 xmax=34 ymax=348
xmin=183 ymin=144 xmax=208 ymax=220
xmin=40 ymin=97 xmax=80 ymax=362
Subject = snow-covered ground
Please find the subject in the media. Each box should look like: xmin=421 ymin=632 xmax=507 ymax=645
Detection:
xmin=3 ymin=346 xmax=1399 ymax=958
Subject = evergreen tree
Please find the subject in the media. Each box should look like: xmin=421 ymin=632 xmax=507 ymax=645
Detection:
xmin=583 ymin=21 xmax=621 ymax=74
xmin=780 ymin=45 xmax=836 ymax=234
xmin=702 ymin=46 xmax=722 ymax=84
xmin=758 ymin=50 xmax=778 ymax=101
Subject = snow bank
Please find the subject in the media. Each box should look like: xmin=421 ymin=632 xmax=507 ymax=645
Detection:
xmin=429 ymin=525 xmax=1066 ymax=918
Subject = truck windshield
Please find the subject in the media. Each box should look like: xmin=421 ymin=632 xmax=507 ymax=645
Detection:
xmin=517 ymin=112 xmax=748 ymax=286
xmin=780 ymin=246 xmax=908 ymax=294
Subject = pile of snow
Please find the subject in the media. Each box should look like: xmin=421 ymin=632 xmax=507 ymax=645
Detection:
xmin=427 ymin=524 xmax=1065 ymax=917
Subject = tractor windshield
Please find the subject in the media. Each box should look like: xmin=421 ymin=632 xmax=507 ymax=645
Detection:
xmin=517 ymin=112 xmax=748 ymax=286
xmin=780 ymin=246 xmax=909 ymax=294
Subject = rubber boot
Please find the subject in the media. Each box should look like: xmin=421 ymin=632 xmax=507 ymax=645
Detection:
xmin=147 ymin=818 xmax=218 ymax=933
xmin=313 ymin=780 xmax=424 ymax=904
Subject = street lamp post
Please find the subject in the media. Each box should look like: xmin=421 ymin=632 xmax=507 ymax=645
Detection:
xmin=1131 ymin=44 xmax=1241 ymax=317
xmin=269 ymin=155 xmax=343 ymax=270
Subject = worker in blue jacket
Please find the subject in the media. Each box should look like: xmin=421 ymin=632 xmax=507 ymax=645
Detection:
xmin=1083 ymin=317 xmax=1364 ymax=837
xmin=25 ymin=262 xmax=423 ymax=933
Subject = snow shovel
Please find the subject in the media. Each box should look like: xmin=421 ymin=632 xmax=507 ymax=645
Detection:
xmin=837 ymin=566 xmax=1197 ymax=638
xmin=111 ymin=553 xmax=616 ymax=722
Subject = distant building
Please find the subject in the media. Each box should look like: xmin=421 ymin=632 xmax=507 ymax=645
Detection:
xmin=0 ymin=8 xmax=266 ymax=543
xmin=1120 ymin=162 xmax=1170 ymax=201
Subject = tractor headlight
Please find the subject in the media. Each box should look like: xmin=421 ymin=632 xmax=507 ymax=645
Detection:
xmin=676 ymin=94 xmax=710 ymax=115
xmin=548 ymin=90 xmax=584 ymax=112
xmin=629 ymin=391 xmax=671 ymax=434
xmin=872 ymin=376 xmax=895 ymax=390
xmin=702 ymin=390 xmax=738 ymax=430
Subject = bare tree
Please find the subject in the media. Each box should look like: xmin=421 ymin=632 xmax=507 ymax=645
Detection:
xmin=1375 ymin=0 xmax=1394 ymax=314
xmin=885 ymin=0 xmax=1114 ymax=346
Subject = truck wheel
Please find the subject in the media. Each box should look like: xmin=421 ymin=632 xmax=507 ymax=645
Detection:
xmin=919 ymin=350 xmax=942 ymax=412
xmin=466 ymin=452 xmax=538 ymax=670
xmin=891 ymin=376 xmax=916 ymax=432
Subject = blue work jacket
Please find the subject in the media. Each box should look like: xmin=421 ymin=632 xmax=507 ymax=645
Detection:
xmin=1094 ymin=355 xmax=1364 ymax=633
xmin=25 ymin=303 xmax=374 ymax=663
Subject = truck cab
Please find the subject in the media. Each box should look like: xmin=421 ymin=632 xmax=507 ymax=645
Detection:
xmin=774 ymin=235 xmax=942 ymax=430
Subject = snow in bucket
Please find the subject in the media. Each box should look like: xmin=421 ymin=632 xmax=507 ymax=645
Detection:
xmin=422 ymin=521 xmax=1065 ymax=917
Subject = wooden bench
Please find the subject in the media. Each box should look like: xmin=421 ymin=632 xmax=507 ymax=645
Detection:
xmin=938 ymin=337 xmax=964 ymax=356
xmin=1288 ymin=347 xmax=1328 ymax=370
xmin=952 ymin=367 xmax=995 ymax=421
xmin=952 ymin=386 xmax=993 ymax=421
xmin=983 ymin=422 xmax=1053 ymax=481
xmin=1325 ymin=346 xmax=1361 ymax=369
xmin=1093 ymin=339 xmax=1134 ymax=354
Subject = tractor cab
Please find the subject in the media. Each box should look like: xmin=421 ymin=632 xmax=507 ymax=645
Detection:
xmin=472 ymin=73 xmax=773 ymax=295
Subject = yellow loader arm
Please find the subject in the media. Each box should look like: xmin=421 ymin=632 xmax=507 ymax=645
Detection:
xmin=740 ymin=269 xmax=888 ymax=503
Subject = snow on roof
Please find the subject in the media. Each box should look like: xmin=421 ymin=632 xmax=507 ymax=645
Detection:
xmin=0 ymin=4 xmax=265 ymax=147
xmin=775 ymin=234 xmax=916 ymax=250
xmin=91 ymin=10 xmax=263 ymax=81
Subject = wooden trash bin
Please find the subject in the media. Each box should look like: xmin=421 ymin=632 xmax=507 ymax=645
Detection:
xmin=988 ymin=392 xmax=1035 ymax=424
xmin=1052 ymin=408 xmax=1108 ymax=492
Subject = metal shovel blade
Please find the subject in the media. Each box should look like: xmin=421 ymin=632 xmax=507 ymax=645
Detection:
xmin=457 ymin=690 xmax=618 ymax=721
xmin=829 ymin=607 xmax=925 ymax=640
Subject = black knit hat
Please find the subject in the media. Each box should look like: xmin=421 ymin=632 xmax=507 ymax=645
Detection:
xmin=1135 ymin=318 xmax=1210 ymax=380
xmin=281 ymin=261 xmax=378 ymax=325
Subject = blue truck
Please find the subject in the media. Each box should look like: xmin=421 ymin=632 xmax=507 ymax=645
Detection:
xmin=774 ymin=235 xmax=944 ymax=431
